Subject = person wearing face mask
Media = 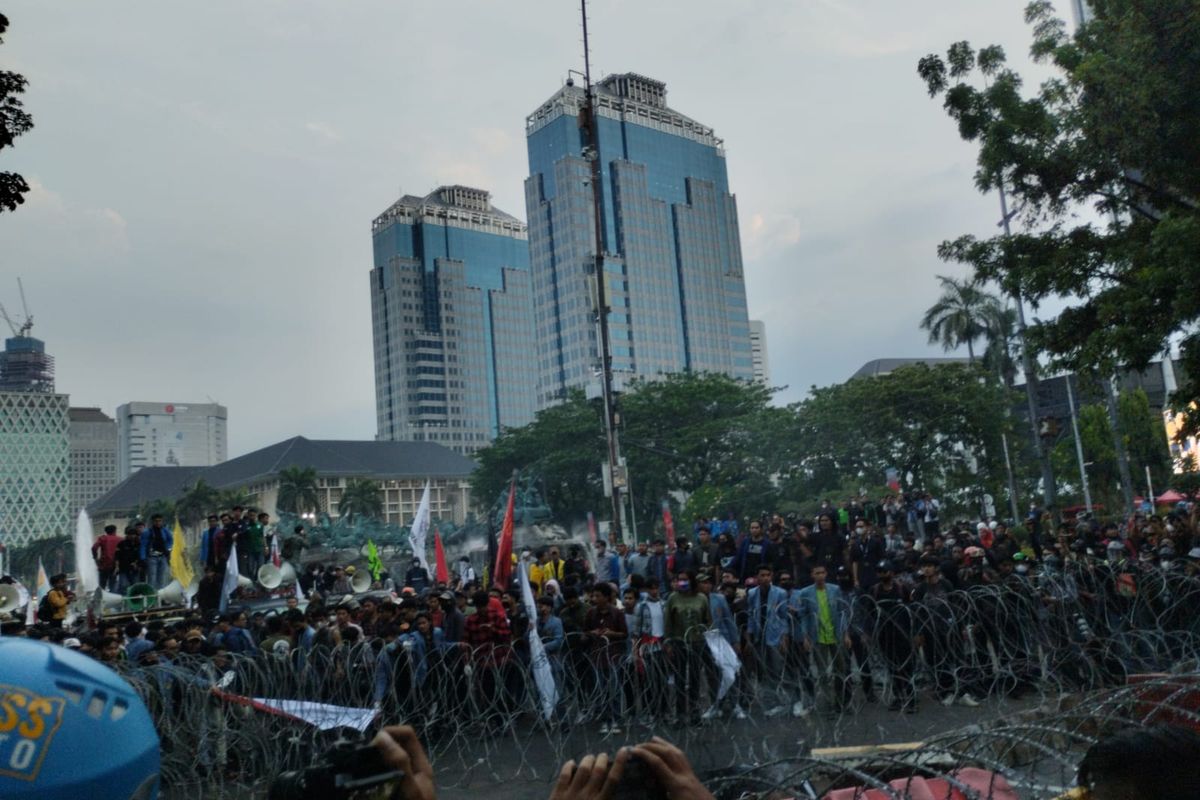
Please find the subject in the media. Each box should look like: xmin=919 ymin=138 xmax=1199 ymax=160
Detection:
xmin=663 ymin=570 xmax=712 ymax=725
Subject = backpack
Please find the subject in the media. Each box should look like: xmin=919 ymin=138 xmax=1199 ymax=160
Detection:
xmin=37 ymin=593 xmax=54 ymax=622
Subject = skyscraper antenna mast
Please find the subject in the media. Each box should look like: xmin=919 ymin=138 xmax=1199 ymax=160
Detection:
xmin=578 ymin=0 xmax=629 ymax=543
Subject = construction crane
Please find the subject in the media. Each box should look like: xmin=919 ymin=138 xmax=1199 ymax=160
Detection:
xmin=0 ymin=279 xmax=34 ymax=337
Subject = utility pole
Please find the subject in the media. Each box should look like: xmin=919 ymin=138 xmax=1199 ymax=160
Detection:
xmin=578 ymin=0 xmax=627 ymax=543
xmin=998 ymin=183 xmax=1057 ymax=516
xmin=1102 ymin=373 xmax=1136 ymax=513
xmin=1064 ymin=374 xmax=1093 ymax=514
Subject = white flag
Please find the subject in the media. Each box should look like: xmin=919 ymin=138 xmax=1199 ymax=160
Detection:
xmin=294 ymin=579 xmax=305 ymax=603
xmin=705 ymin=629 xmax=741 ymax=701
xmin=520 ymin=567 xmax=559 ymax=720
xmin=219 ymin=542 xmax=240 ymax=613
xmin=409 ymin=480 xmax=431 ymax=571
xmin=74 ymin=508 xmax=100 ymax=597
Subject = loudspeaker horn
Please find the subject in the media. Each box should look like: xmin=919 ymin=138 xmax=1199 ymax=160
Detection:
xmin=157 ymin=580 xmax=187 ymax=607
xmin=0 ymin=585 xmax=20 ymax=614
xmin=351 ymin=571 xmax=372 ymax=593
xmin=125 ymin=582 xmax=158 ymax=612
xmin=99 ymin=590 xmax=127 ymax=613
xmin=257 ymin=562 xmax=298 ymax=590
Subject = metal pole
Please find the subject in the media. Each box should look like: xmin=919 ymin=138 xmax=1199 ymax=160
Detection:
xmin=1102 ymin=373 xmax=1136 ymax=514
xmin=579 ymin=0 xmax=627 ymax=544
xmin=1000 ymin=431 xmax=1021 ymax=522
xmin=1064 ymin=375 xmax=1093 ymax=514
xmin=998 ymin=183 xmax=1057 ymax=515
xmin=1146 ymin=465 xmax=1154 ymax=509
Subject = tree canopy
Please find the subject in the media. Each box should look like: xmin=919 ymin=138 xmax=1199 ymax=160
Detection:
xmin=0 ymin=14 xmax=32 ymax=213
xmin=919 ymin=1 xmax=1200 ymax=436
xmin=276 ymin=466 xmax=319 ymax=516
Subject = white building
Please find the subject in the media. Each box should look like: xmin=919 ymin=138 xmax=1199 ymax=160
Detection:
xmin=0 ymin=390 xmax=70 ymax=547
xmin=749 ymin=320 xmax=770 ymax=385
xmin=117 ymin=401 xmax=227 ymax=480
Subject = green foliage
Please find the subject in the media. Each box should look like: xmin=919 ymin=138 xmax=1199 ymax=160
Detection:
xmin=175 ymin=479 xmax=219 ymax=528
xmin=1117 ymin=388 xmax=1173 ymax=493
xmin=276 ymin=466 xmax=319 ymax=516
xmin=6 ymin=536 xmax=70 ymax=586
xmin=920 ymin=275 xmax=1003 ymax=362
xmin=0 ymin=14 xmax=33 ymax=213
xmin=919 ymin=1 xmax=1200 ymax=437
xmin=779 ymin=363 xmax=1017 ymax=517
xmin=132 ymin=498 xmax=176 ymax=523
xmin=338 ymin=477 xmax=382 ymax=521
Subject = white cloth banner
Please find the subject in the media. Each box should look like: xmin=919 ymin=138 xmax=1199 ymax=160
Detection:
xmin=705 ymin=629 xmax=741 ymax=702
xmin=74 ymin=509 xmax=101 ymax=597
xmin=520 ymin=568 xmax=559 ymax=720
xmin=251 ymin=698 xmax=379 ymax=732
xmin=219 ymin=542 xmax=240 ymax=613
xmin=409 ymin=480 xmax=431 ymax=571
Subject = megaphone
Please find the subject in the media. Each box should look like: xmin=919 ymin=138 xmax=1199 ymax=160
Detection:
xmin=99 ymin=590 xmax=127 ymax=614
xmin=351 ymin=571 xmax=372 ymax=593
xmin=0 ymin=585 xmax=20 ymax=615
xmin=157 ymin=580 xmax=187 ymax=607
xmin=258 ymin=562 xmax=297 ymax=590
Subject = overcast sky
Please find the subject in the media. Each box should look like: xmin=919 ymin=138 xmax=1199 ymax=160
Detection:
xmin=0 ymin=1 xmax=1059 ymax=457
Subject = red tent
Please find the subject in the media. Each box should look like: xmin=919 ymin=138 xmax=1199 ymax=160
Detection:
xmin=1157 ymin=489 xmax=1186 ymax=504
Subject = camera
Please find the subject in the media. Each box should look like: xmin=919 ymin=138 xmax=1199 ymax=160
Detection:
xmin=269 ymin=740 xmax=404 ymax=800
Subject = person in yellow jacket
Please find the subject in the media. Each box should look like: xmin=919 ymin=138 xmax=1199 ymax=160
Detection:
xmin=46 ymin=573 xmax=74 ymax=629
xmin=531 ymin=546 xmax=566 ymax=591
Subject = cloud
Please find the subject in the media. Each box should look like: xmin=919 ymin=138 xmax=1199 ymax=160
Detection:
xmin=304 ymin=120 xmax=341 ymax=142
xmin=8 ymin=178 xmax=129 ymax=256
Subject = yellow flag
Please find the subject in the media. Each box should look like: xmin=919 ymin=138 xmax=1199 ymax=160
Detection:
xmin=170 ymin=519 xmax=194 ymax=588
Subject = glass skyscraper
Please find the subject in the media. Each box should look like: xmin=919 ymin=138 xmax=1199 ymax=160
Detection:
xmin=371 ymin=186 xmax=536 ymax=455
xmin=525 ymin=73 xmax=754 ymax=406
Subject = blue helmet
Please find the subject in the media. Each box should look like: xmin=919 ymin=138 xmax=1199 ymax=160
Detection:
xmin=0 ymin=638 xmax=159 ymax=800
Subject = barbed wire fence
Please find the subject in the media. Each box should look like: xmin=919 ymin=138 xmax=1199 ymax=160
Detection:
xmin=117 ymin=561 xmax=1200 ymax=799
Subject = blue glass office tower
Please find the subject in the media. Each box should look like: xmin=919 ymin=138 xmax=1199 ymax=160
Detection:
xmin=371 ymin=186 xmax=536 ymax=455
xmin=525 ymin=73 xmax=754 ymax=406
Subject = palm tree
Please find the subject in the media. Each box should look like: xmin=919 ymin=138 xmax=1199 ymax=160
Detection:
xmin=216 ymin=488 xmax=253 ymax=511
xmin=276 ymin=466 xmax=319 ymax=516
xmin=337 ymin=477 xmax=383 ymax=521
xmin=132 ymin=498 xmax=176 ymax=523
xmin=176 ymin=479 xmax=219 ymax=529
xmin=920 ymin=275 xmax=1002 ymax=362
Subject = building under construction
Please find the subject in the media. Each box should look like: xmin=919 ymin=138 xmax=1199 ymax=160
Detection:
xmin=0 ymin=335 xmax=55 ymax=392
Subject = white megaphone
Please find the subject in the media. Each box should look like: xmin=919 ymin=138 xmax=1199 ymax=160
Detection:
xmin=99 ymin=590 xmax=128 ymax=614
xmin=156 ymin=580 xmax=188 ymax=607
xmin=0 ymin=584 xmax=20 ymax=615
xmin=257 ymin=561 xmax=297 ymax=590
xmin=236 ymin=573 xmax=253 ymax=591
xmin=350 ymin=571 xmax=372 ymax=593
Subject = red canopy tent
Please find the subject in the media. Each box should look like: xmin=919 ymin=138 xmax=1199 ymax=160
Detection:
xmin=1157 ymin=489 xmax=1186 ymax=504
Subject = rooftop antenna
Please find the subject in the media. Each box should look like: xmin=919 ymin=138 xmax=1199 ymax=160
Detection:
xmin=577 ymin=0 xmax=629 ymax=544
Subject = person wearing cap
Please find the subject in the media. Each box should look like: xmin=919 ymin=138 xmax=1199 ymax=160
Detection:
xmin=870 ymin=560 xmax=915 ymax=712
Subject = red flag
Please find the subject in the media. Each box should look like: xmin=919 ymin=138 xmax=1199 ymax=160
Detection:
xmin=662 ymin=501 xmax=676 ymax=549
xmin=586 ymin=511 xmax=597 ymax=547
xmin=434 ymin=528 xmax=450 ymax=585
xmin=493 ymin=475 xmax=517 ymax=589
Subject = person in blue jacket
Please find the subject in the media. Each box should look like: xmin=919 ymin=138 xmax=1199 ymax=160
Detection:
xmin=744 ymin=564 xmax=794 ymax=717
xmin=793 ymin=564 xmax=852 ymax=716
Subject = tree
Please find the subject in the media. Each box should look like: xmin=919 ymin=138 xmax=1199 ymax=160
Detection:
xmin=1118 ymin=387 xmax=1173 ymax=495
xmin=216 ymin=488 xmax=253 ymax=511
xmin=919 ymin=1 xmax=1200 ymax=438
xmin=780 ymin=363 xmax=1018 ymax=517
xmin=0 ymin=14 xmax=33 ymax=213
xmin=132 ymin=498 xmax=177 ymax=523
xmin=920 ymin=275 xmax=1003 ymax=362
xmin=338 ymin=478 xmax=382 ymax=521
xmin=276 ymin=466 xmax=319 ymax=516
xmin=176 ymin=479 xmax=219 ymax=529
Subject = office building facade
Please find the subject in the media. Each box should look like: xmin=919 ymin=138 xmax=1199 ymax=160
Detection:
xmin=525 ymin=72 xmax=754 ymax=406
xmin=0 ymin=390 xmax=70 ymax=547
xmin=371 ymin=185 xmax=536 ymax=456
xmin=749 ymin=320 xmax=769 ymax=385
xmin=117 ymin=401 xmax=228 ymax=480
xmin=69 ymin=407 xmax=119 ymax=514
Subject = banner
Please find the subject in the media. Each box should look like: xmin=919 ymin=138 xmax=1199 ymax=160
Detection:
xmin=493 ymin=475 xmax=517 ymax=588
xmin=74 ymin=509 xmax=100 ymax=597
xmin=662 ymin=501 xmax=676 ymax=549
xmin=410 ymin=480 xmax=431 ymax=571
xmin=170 ymin=518 xmax=195 ymax=589
xmin=704 ymin=629 xmax=741 ymax=701
xmin=219 ymin=542 xmax=240 ymax=613
xmin=213 ymin=689 xmax=378 ymax=732
xmin=434 ymin=529 xmax=450 ymax=585
xmin=519 ymin=567 xmax=558 ymax=719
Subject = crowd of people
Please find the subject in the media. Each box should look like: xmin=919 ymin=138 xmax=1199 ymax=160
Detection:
xmin=4 ymin=497 xmax=1199 ymax=747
